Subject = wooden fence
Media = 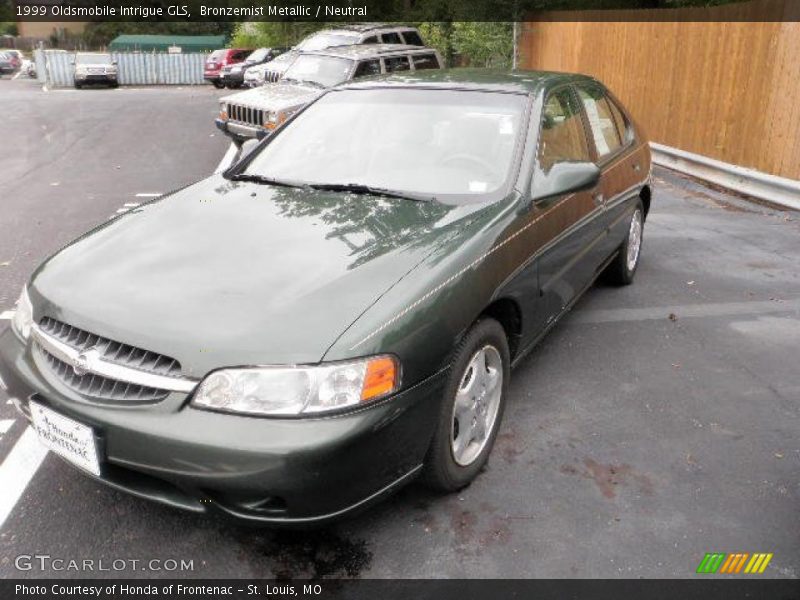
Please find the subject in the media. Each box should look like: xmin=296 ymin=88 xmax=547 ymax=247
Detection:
xmin=520 ymin=0 xmax=800 ymax=181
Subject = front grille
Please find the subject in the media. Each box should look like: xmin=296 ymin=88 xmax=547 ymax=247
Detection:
xmin=227 ymin=103 xmax=265 ymax=128
xmin=264 ymin=70 xmax=281 ymax=83
xmin=38 ymin=350 xmax=169 ymax=402
xmin=35 ymin=317 xmax=182 ymax=402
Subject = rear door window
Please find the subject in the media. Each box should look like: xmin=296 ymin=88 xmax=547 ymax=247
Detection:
xmin=412 ymin=54 xmax=440 ymax=70
xmin=362 ymin=36 xmax=378 ymax=44
xmin=353 ymin=59 xmax=381 ymax=78
xmin=575 ymin=84 xmax=623 ymax=159
xmin=380 ymin=32 xmax=403 ymax=44
xmin=384 ymin=56 xmax=411 ymax=73
xmin=402 ymin=31 xmax=424 ymax=46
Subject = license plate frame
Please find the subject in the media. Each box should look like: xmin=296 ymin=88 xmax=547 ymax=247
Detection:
xmin=29 ymin=401 xmax=101 ymax=477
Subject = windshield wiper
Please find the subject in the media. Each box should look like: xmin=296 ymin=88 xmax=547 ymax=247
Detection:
xmin=228 ymin=173 xmax=306 ymax=189
xmin=309 ymin=183 xmax=433 ymax=202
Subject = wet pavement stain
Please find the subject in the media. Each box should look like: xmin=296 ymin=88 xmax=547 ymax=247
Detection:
xmin=560 ymin=458 xmax=654 ymax=499
xmin=236 ymin=529 xmax=373 ymax=580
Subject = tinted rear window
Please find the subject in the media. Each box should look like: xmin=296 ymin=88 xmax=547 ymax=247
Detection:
xmin=381 ymin=32 xmax=403 ymax=44
xmin=402 ymin=31 xmax=424 ymax=46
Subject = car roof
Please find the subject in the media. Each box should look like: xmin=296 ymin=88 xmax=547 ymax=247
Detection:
xmin=338 ymin=68 xmax=597 ymax=95
xmin=303 ymin=44 xmax=435 ymax=60
xmin=319 ymin=23 xmax=415 ymax=34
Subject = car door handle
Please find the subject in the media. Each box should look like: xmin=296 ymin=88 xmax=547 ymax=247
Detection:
xmin=593 ymin=193 xmax=604 ymax=206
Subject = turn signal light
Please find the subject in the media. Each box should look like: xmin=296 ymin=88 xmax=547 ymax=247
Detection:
xmin=361 ymin=356 xmax=399 ymax=402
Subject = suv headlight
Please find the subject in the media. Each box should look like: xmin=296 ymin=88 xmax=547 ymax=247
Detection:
xmin=12 ymin=286 xmax=33 ymax=340
xmin=192 ymin=355 xmax=399 ymax=416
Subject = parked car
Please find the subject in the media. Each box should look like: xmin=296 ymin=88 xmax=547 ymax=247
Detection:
xmin=1 ymin=49 xmax=22 ymax=70
xmin=0 ymin=70 xmax=651 ymax=526
xmin=243 ymin=52 xmax=295 ymax=88
xmin=217 ymin=45 xmax=443 ymax=144
xmin=0 ymin=52 xmax=14 ymax=77
xmin=220 ymin=47 xmax=289 ymax=89
xmin=73 ymin=52 xmax=118 ymax=89
xmin=256 ymin=24 xmax=425 ymax=85
xmin=204 ymin=48 xmax=250 ymax=89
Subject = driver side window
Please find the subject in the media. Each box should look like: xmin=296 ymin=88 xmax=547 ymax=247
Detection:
xmin=537 ymin=88 xmax=590 ymax=173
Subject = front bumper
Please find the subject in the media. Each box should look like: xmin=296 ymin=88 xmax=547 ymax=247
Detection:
xmin=214 ymin=118 xmax=269 ymax=144
xmin=75 ymin=73 xmax=117 ymax=83
xmin=221 ymin=71 xmax=245 ymax=86
xmin=0 ymin=325 xmax=446 ymax=526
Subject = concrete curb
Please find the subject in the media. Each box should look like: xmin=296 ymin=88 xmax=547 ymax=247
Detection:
xmin=650 ymin=142 xmax=800 ymax=211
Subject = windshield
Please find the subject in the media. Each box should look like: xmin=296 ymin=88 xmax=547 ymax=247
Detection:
xmin=296 ymin=33 xmax=359 ymax=52
xmin=246 ymin=48 xmax=269 ymax=62
xmin=282 ymin=55 xmax=353 ymax=88
xmin=76 ymin=53 xmax=111 ymax=65
xmin=242 ymin=89 xmax=527 ymax=201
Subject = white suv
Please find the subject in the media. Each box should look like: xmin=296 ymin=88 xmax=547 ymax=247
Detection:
xmin=246 ymin=24 xmax=425 ymax=87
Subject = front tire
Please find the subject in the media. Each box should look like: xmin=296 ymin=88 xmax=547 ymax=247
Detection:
xmin=423 ymin=318 xmax=510 ymax=492
xmin=604 ymin=199 xmax=644 ymax=285
xmin=212 ymin=80 xmax=225 ymax=89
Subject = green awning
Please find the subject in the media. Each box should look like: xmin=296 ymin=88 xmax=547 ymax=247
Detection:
xmin=108 ymin=35 xmax=227 ymax=53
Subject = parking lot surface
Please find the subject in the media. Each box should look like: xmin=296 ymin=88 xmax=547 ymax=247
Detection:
xmin=0 ymin=79 xmax=798 ymax=579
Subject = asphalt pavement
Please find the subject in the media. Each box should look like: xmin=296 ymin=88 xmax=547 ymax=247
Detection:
xmin=0 ymin=78 xmax=798 ymax=579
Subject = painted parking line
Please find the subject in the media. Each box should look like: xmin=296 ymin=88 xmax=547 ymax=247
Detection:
xmin=0 ymin=419 xmax=14 ymax=436
xmin=0 ymin=311 xmax=15 ymax=320
xmin=571 ymin=298 xmax=800 ymax=325
xmin=0 ymin=426 xmax=48 ymax=529
xmin=135 ymin=193 xmax=161 ymax=198
xmin=124 ymin=202 xmax=141 ymax=207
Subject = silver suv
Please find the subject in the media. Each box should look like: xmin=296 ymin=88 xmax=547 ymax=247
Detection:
xmin=246 ymin=24 xmax=425 ymax=87
xmin=73 ymin=52 xmax=118 ymax=89
xmin=216 ymin=45 xmax=442 ymax=145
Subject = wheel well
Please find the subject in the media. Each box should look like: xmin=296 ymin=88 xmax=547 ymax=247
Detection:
xmin=481 ymin=298 xmax=522 ymax=359
xmin=640 ymin=184 xmax=652 ymax=220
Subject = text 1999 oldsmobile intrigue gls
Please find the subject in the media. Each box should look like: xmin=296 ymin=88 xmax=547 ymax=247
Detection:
xmin=0 ymin=70 xmax=651 ymax=526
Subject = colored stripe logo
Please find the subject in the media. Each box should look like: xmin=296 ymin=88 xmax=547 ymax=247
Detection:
xmin=697 ymin=552 xmax=773 ymax=574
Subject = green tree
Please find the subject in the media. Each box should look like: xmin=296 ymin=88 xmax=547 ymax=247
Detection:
xmin=230 ymin=22 xmax=330 ymax=49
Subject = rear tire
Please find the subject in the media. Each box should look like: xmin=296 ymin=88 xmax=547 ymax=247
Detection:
xmin=423 ymin=318 xmax=510 ymax=492
xmin=74 ymin=82 xmax=81 ymax=89
xmin=212 ymin=80 xmax=225 ymax=89
xmin=604 ymin=199 xmax=644 ymax=286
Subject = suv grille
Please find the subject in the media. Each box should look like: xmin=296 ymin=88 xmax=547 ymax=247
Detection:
xmin=35 ymin=317 xmax=182 ymax=402
xmin=264 ymin=70 xmax=281 ymax=83
xmin=227 ymin=103 xmax=265 ymax=128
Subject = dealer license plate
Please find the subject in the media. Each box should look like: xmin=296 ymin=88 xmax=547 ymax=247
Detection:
xmin=30 ymin=401 xmax=101 ymax=476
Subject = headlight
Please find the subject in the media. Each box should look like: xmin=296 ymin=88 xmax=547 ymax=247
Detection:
xmin=12 ymin=286 xmax=33 ymax=340
xmin=192 ymin=355 xmax=399 ymax=416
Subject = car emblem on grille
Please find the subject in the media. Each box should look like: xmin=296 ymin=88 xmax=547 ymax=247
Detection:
xmin=72 ymin=347 xmax=98 ymax=376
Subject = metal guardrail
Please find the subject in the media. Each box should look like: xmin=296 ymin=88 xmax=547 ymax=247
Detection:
xmin=35 ymin=49 xmax=207 ymax=87
xmin=650 ymin=142 xmax=800 ymax=211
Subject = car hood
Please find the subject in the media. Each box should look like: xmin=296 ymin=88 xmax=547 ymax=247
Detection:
xmin=30 ymin=176 xmax=485 ymax=376
xmin=220 ymin=82 xmax=321 ymax=112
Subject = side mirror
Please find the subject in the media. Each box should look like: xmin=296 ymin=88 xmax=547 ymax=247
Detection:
xmin=531 ymin=161 xmax=600 ymax=203
xmin=112 ymin=60 xmax=118 ymax=66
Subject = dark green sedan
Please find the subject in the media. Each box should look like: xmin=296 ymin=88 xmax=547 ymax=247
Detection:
xmin=0 ymin=70 xmax=651 ymax=525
